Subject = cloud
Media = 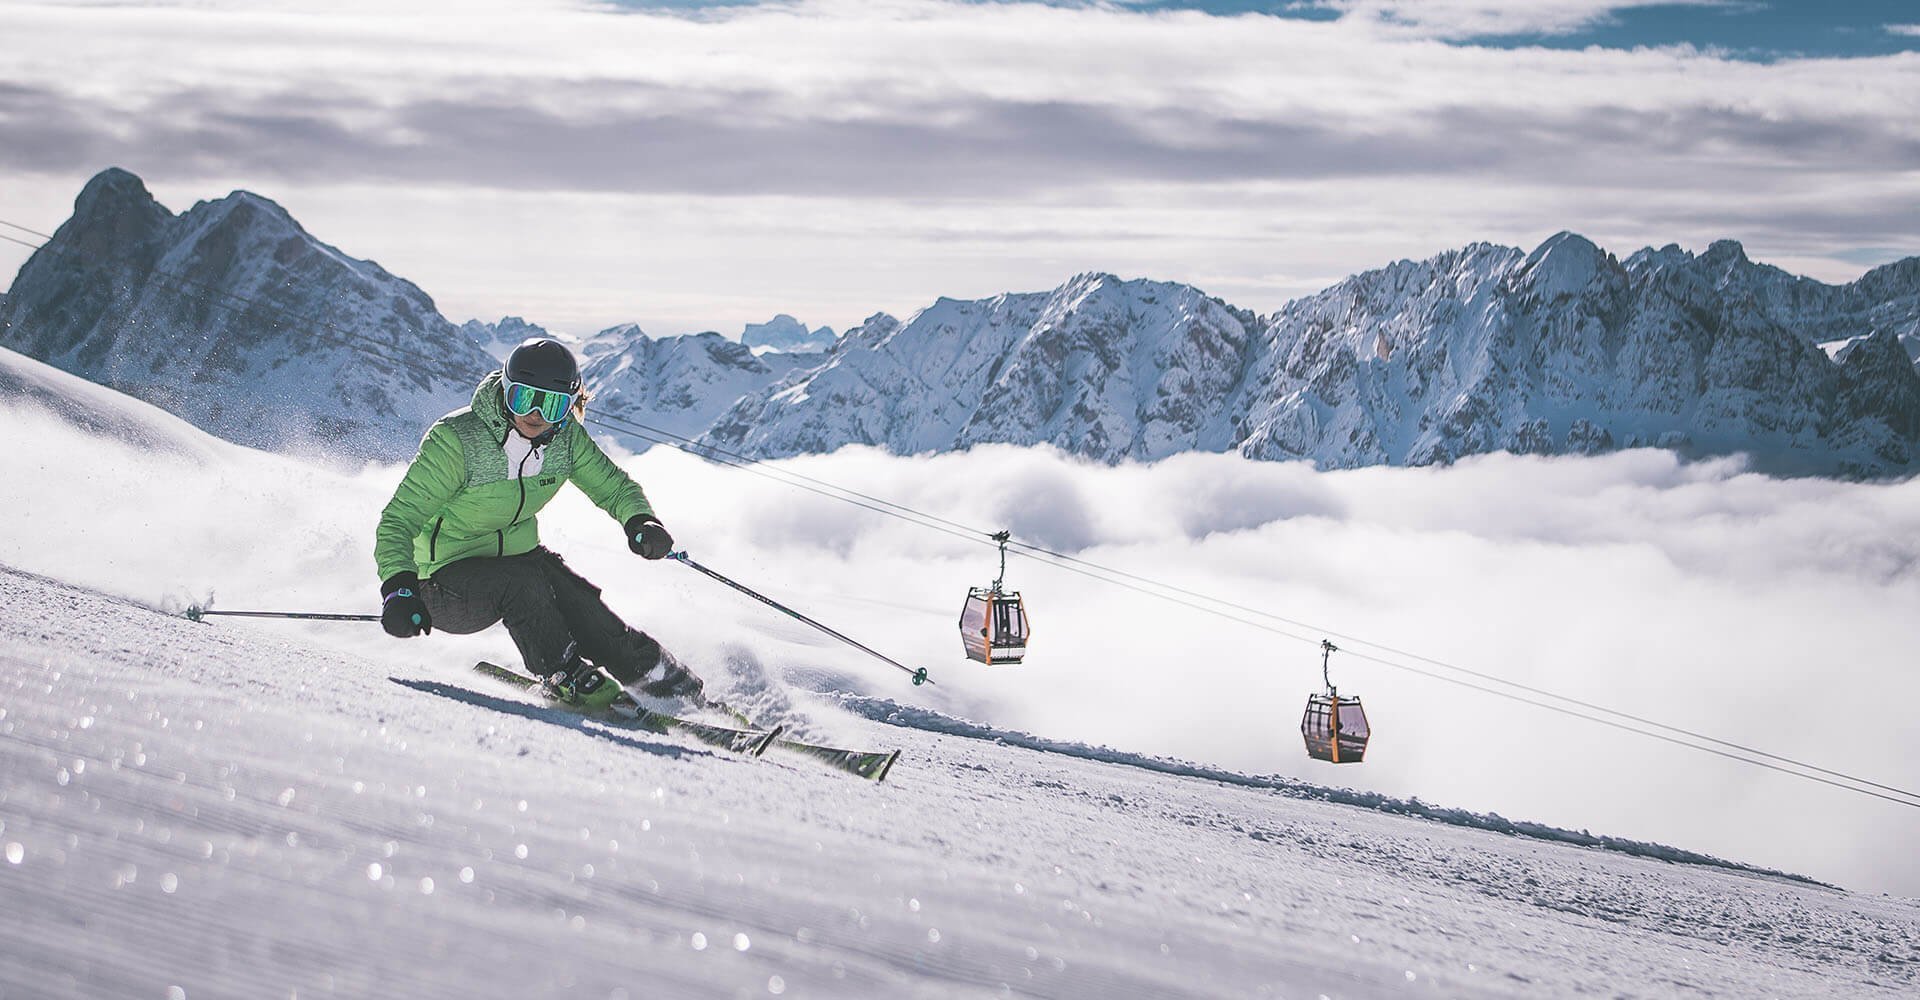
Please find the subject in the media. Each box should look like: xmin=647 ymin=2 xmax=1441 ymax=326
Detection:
xmin=11 ymin=80 xmax=1919 ymax=202
xmin=2 ymin=0 xmax=1914 ymax=336
xmin=1314 ymin=0 xmax=1739 ymax=40
xmin=8 ymin=344 xmax=1920 ymax=893
xmin=1888 ymin=23 xmax=1920 ymax=37
xmin=5 ymin=1 xmax=1916 ymax=189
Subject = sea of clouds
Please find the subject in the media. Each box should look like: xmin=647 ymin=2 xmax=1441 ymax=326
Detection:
xmin=7 ymin=349 xmax=1918 ymax=895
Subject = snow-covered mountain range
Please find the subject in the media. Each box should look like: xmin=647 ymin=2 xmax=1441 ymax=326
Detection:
xmin=0 ymin=169 xmax=497 ymax=462
xmin=458 ymin=314 xmax=555 ymax=362
xmin=5 ymin=169 xmax=1916 ymax=477
xmin=579 ymin=328 xmax=826 ymax=454
xmin=443 ymin=314 xmax=832 ymax=454
xmin=706 ymin=237 xmax=1920 ymax=477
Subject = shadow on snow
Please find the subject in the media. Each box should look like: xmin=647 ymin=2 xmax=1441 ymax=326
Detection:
xmin=388 ymin=676 xmax=711 ymax=762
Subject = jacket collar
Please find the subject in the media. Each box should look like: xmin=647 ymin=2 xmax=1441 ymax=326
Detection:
xmin=473 ymin=370 xmax=512 ymax=440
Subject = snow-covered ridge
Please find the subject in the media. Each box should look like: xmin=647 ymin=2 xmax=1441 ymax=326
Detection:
xmin=580 ymin=327 xmax=829 ymax=454
xmin=6 ymin=169 xmax=1917 ymax=476
xmin=710 ymin=236 xmax=1920 ymax=478
xmin=2 ymin=564 xmax=1912 ymax=999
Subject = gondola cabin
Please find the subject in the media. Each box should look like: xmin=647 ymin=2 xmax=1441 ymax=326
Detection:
xmin=960 ymin=530 xmax=1030 ymax=665
xmin=1300 ymin=639 xmax=1368 ymax=763
xmin=1300 ymin=692 xmax=1369 ymax=763
xmin=959 ymin=586 xmax=1029 ymax=665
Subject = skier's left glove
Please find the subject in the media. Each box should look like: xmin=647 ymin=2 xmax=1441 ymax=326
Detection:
xmin=625 ymin=515 xmax=674 ymax=560
xmin=380 ymin=572 xmax=433 ymax=637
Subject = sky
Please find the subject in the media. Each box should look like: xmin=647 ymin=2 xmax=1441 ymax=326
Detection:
xmin=1 ymin=0 xmax=1917 ymax=336
xmin=6 ymin=344 xmax=1919 ymax=895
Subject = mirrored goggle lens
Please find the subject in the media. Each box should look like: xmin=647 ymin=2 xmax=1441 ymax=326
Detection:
xmin=505 ymin=381 xmax=572 ymax=422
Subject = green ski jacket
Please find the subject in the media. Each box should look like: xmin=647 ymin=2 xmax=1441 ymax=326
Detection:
xmin=374 ymin=371 xmax=653 ymax=582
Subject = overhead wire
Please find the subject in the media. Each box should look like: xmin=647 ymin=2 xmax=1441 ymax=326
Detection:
xmin=582 ymin=408 xmax=1920 ymax=803
xmin=582 ymin=413 xmax=1920 ymax=807
xmin=5 ymin=214 xmax=1916 ymax=809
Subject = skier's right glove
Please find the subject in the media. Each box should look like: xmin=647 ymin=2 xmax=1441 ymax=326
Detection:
xmin=380 ymin=572 xmax=432 ymax=638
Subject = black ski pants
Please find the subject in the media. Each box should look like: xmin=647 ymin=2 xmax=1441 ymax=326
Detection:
xmin=422 ymin=547 xmax=679 ymax=689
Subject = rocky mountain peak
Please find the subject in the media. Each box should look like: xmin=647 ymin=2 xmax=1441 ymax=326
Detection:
xmin=1 ymin=168 xmax=495 ymax=462
xmin=1702 ymin=238 xmax=1751 ymax=267
xmin=1514 ymin=231 xmax=1612 ymax=300
xmin=64 ymin=167 xmax=171 ymax=251
xmin=741 ymin=314 xmax=835 ymax=353
xmin=73 ymin=167 xmax=158 ymax=220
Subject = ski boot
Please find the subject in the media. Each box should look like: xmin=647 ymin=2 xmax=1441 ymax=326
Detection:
xmin=539 ymin=644 xmax=624 ymax=712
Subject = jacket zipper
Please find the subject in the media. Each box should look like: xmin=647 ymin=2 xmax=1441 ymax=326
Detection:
xmin=501 ymin=444 xmax=535 ymax=556
xmin=429 ymin=518 xmax=443 ymax=561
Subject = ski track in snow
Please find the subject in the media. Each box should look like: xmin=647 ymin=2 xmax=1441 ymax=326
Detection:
xmin=1 ymin=566 xmax=1916 ymax=999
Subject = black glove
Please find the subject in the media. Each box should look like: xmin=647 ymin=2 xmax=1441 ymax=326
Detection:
xmin=380 ymin=572 xmax=432 ymax=638
xmin=626 ymin=515 xmax=674 ymax=560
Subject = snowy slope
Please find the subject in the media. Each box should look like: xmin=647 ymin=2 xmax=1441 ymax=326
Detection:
xmin=4 ymin=336 xmax=1920 ymax=997
xmin=5 ymin=567 xmax=1917 ymax=999
xmin=0 ymin=168 xmax=497 ymax=463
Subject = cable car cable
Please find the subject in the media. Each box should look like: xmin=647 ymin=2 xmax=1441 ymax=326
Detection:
xmin=998 ymin=534 xmax=1920 ymax=801
xmin=1337 ymin=648 xmax=1920 ymax=808
xmin=581 ymin=413 xmax=990 ymax=548
xmin=582 ymin=407 xmax=1920 ymax=802
xmin=0 ymin=219 xmax=53 ymax=239
xmin=572 ymin=405 xmax=993 ymax=540
xmin=578 ymin=369 xmax=1920 ymax=803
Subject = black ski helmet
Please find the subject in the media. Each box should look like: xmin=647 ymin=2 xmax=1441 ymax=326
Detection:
xmin=504 ymin=338 xmax=582 ymax=394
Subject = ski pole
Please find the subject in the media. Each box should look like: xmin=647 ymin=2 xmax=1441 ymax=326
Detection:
xmin=184 ymin=607 xmax=378 ymax=623
xmin=668 ymin=550 xmax=934 ymax=686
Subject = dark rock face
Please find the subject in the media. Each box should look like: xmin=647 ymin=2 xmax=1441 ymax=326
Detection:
xmin=0 ymin=168 xmax=496 ymax=462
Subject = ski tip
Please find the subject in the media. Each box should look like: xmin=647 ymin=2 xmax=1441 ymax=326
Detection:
xmin=873 ymin=749 xmax=902 ymax=783
xmin=752 ymin=725 xmax=786 ymax=757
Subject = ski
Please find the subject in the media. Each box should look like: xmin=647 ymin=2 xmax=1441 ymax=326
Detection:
xmin=771 ymin=739 xmax=900 ymax=782
xmin=472 ymin=661 xmax=899 ymax=780
xmin=473 ymin=661 xmax=780 ymax=756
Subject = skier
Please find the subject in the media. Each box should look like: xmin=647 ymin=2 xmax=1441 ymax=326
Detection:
xmin=373 ymin=338 xmax=702 ymax=711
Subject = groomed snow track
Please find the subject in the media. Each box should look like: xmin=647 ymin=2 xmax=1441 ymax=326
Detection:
xmin=1 ymin=565 xmax=1915 ymax=999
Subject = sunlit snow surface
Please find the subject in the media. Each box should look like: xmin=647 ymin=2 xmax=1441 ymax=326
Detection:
xmin=2 ymin=570 xmax=1916 ymax=999
xmin=4 ymin=344 xmax=1920 ymax=996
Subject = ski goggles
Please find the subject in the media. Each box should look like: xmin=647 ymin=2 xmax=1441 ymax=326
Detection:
xmin=503 ymin=378 xmax=576 ymax=423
